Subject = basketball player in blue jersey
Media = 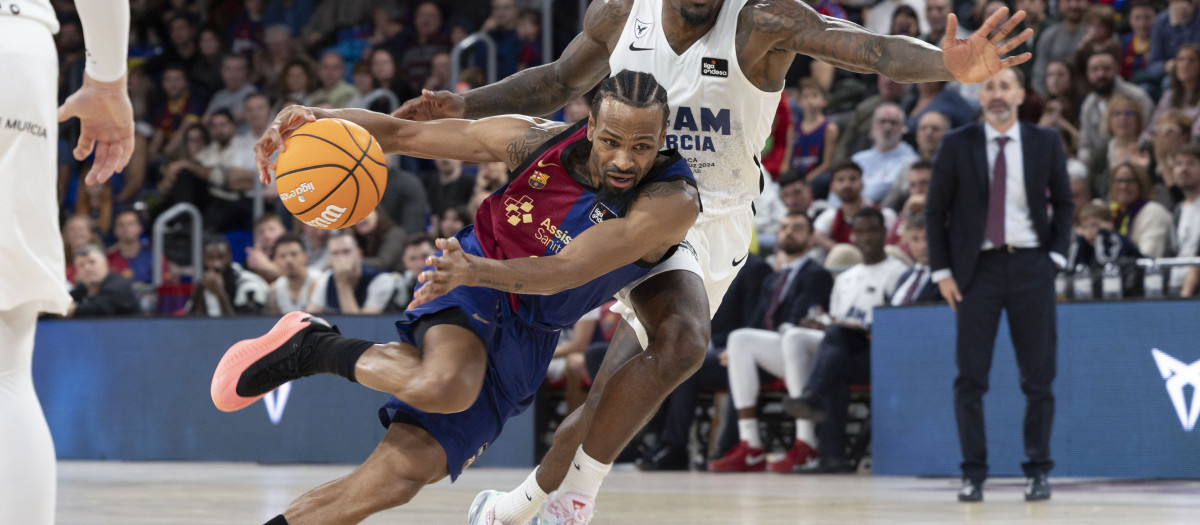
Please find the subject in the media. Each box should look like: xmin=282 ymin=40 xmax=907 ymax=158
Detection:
xmin=397 ymin=0 xmax=1038 ymax=523
xmin=209 ymin=71 xmax=700 ymax=525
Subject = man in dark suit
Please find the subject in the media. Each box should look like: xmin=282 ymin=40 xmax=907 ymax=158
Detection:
xmin=891 ymin=214 xmax=943 ymax=306
xmin=708 ymin=212 xmax=835 ymax=473
xmin=925 ymin=67 xmax=1073 ymax=503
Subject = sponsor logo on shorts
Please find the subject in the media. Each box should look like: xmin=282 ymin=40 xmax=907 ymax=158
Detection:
xmin=303 ymin=204 xmax=348 ymax=229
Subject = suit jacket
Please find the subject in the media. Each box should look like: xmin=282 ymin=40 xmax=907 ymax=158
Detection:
xmin=711 ymin=254 xmax=772 ymax=347
xmin=894 ymin=266 xmax=944 ymax=305
xmin=926 ymin=121 xmax=1074 ymax=289
xmin=749 ymin=258 xmax=834 ymax=329
xmin=70 ymin=273 xmax=139 ymax=317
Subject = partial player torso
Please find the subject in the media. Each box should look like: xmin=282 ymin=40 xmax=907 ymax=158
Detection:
xmin=1 ymin=0 xmax=60 ymax=33
xmin=473 ymin=121 xmax=696 ymax=328
xmin=609 ymin=0 xmax=781 ymax=219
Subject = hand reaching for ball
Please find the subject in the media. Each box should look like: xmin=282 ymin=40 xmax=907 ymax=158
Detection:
xmin=255 ymin=105 xmax=321 ymax=184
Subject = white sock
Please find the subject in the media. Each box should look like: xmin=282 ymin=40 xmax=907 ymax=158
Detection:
xmin=738 ymin=418 xmax=762 ymax=449
xmin=795 ymin=419 xmax=815 ymax=447
xmin=493 ymin=468 xmax=547 ymax=524
xmin=557 ymin=446 xmax=612 ymax=501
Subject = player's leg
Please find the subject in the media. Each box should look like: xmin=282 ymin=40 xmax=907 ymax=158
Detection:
xmin=270 ymin=422 xmax=450 ymax=525
xmin=0 ymin=304 xmax=55 ymax=525
xmin=708 ymin=328 xmax=782 ymax=472
xmin=354 ymin=323 xmax=487 ymax=414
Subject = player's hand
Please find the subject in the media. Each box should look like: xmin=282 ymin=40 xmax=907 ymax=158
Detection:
xmin=938 ymin=277 xmax=963 ymax=312
xmin=410 ymin=237 xmax=473 ymax=309
xmin=393 ymin=89 xmax=466 ymax=121
xmin=57 ymin=73 xmax=135 ymax=185
xmin=255 ymin=105 xmax=318 ymax=184
xmin=942 ymin=8 xmax=1034 ymax=85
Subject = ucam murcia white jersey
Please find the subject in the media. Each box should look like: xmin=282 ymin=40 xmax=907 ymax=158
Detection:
xmin=609 ymin=0 xmax=780 ymax=220
xmin=828 ymin=257 xmax=909 ymax=327
xmin=0 ymin=0 xmax=59 ymax=33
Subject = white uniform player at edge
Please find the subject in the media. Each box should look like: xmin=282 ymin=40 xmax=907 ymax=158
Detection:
xmin=0 ymin=1 xmax=134 ymax=524
xmin=396 ymin=0 xmax=1035 ymax=522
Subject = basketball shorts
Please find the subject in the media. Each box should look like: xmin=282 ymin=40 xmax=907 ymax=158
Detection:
xmin=0 ymin=17 xmax=71 ymax=315
xmin=377 ymin=226 xmax=559 ymax=481
xmin=613 ymin=207 xmax=755 ymax=348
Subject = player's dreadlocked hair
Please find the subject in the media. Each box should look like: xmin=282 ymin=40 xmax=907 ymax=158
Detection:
xmin=591 ymin=69 xmax=671 ymax=131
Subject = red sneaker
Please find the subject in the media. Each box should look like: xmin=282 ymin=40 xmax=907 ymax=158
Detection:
xmin=769 ymin=440 xmax=817 ymax=473
xmin=707 ymin=441 xmax=767 ymax=472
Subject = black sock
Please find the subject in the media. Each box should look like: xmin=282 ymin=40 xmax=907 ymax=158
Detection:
xmin=303 ymin=330 xmax=374 ymax=383
xmin=264 ymin=515 xmax=288 ymax=525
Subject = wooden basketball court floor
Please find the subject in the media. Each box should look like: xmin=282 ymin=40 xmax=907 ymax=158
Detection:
xmin=57 ymin=460 xmax=1200 ymax=524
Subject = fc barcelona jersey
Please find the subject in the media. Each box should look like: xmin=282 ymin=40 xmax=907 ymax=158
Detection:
xmin=473 ymin=120 xmax=696 ymax=329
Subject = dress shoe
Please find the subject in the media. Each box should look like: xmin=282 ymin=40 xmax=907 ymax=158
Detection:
xmin=1025 ymin=473 xmax=1051 ymax=501
xmin=782 ymin=393 xmax=827 ymax=422
xmin=957 ymin=479 xmax=983 ymax=502
xmin=635 ymin=444 xmax=690 ymax=471
xmin=794 ymin=456 xmax=854 ymax=474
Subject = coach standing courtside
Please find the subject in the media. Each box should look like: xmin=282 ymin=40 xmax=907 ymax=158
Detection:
xmin=1 ymin=1 xmax=133 ymax=523
xmin=926 ymin=67 xmax=1072 ymax=503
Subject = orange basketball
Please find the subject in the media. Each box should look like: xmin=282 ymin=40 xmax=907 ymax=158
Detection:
xmin=275 ymin=118 xmax=388 ymax=230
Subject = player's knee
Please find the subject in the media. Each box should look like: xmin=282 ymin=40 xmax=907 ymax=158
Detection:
xmin=651 ymin=313 xmax=709 ymax=379
xmin=405 ymin=373 xmax=481 ymax=413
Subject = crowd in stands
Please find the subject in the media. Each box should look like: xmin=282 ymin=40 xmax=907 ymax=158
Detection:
xmin=44 ymin=0 xmax=1200 ymax=477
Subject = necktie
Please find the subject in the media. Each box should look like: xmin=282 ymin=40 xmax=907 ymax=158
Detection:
xmin=900 ymin=268 xmax=925 ymax=305
xmin=986 ymin=137 xmax=1009 ymax=248
xmin=763 ymin=268 xmax=792 ymax=330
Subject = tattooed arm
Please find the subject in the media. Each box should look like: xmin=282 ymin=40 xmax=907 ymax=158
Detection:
xmin=746 ymin=0 xmax=1033 ymax=84
xmin=413 ymin=179 xmax=700 ymax=302
xmin=396 ymin=0 xmax=627 ymax=120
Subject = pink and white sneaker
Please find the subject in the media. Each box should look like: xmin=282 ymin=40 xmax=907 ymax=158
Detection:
xmin=533 ymin=491 xmax=594 ymax=525
xmin=467 ymin=490 xmax=507 ymax=525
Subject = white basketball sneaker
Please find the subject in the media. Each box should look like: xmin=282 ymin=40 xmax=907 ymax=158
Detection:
xmin=468 ymin=490 xmax=507 ymax=525
xmin=533 ymin=491 xmax=594 ymax=525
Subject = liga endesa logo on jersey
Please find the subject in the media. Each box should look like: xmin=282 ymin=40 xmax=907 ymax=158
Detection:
xmin=1151 ymin=349 xmax=1200 ymax=431
xmin=701 ymin=57 xmax=729 ymax=77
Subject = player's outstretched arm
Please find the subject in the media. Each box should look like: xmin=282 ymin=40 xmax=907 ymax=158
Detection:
xmin=412 ymin=180 xmax=700 ymax=305
xmin=759 ymin=1 xmax=1032 ymax=84
xmin=393 ymin=0 xmax=625 ymax=121
xmin=252 ymin=106 xmax=565 ymax=183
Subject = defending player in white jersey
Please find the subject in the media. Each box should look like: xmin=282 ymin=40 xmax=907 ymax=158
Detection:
xmin=399 ymin=0 xmax=1035 ymax=523
xmin=0 ymin=1 xmax=133 ymax=523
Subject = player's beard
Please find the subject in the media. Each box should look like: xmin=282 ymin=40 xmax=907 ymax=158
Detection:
xmin=596 ymin=182 xmax=638 ymax=212
xmin=679 ymin=2 xmax=720 ymax=26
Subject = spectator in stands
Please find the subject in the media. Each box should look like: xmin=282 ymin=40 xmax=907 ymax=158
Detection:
xmin=786 ymin=208 xmax=909 ymax=473
xmin=401 ymin=1 xmax=451 ymax=94
xmin=1151 ymin=110 xmax=1196 ymax=202
xmin=514 ymin=9 xmax=543 ymax=71
xmin=301 ymin=222 xmax=330 ymax=271
xmin=835 ymin=75 xmax=905 ymax=164
xmin=1070 ymin=5 xmax=1121 ymax=80
xmin=63 ymin=214 xmax=102 ymax=284
xmin=1171 ymin=145 xmax=1200 ymax=289
xmin=69 ymin=244 xmax=139 ymax=318
xmin=302 ymin=0 xmax=372 ymax=52
xmin=275 ymin=59 xmax=318 ymax=106
xmin=255 ymin=24 xmax=303 ymax=96
xmin=1144 ymin=45 xmax=1200 ymax=143
xmin=392 ymin=233 xmax=437 ymax=310
xmin=924 ymin=0 xmax=951 ymax=43
xmin=864 ymin=0 xmax=928 ymax=37
xmin=480 ymin=0 xmax=522 ymax=78
xmin=1079 ymin=51 xmax=1154 ymax=169
xmin=469 ymin=161 xmax=509 ymax=215
xmin=307 ymin=51 xmax=358 ymax=109
xmin=348 ymin=59 xmax=400 ymax=114
xmin=191 ymin=235 xmax=270 ymax=317
xmin=368 ymin=48 xmax=417 ymax=114
xmin=245 ymin=213 xmax=287 ymax=282
xmin=814 ymin=161 xmax=899 ymax=252
xmin=232 ymin=94 xmax=273 ymax=179
xmin=421 ymin=158 xmax=476 ymax=216
xmin=1014 ymin=0 xmax=1049 ymax=48
xmin=378 ymin=165 xmax=432 ymax=237
xmin=106 ymin=210 xmax=160 ymax=285
xmin=708 ymin=212 xmax=834 ymax=473
xmin=206 ymin=54 xmax=257 ymax=120
xmin=353 ymin=210 xmax=407 ymax=272
xmin=791 ymin=78 xmax=837 ymax=183
xmin=882 ymin=112 xmax=945 ymax=210
xmin=847 ymin=103 xmax=919 ymax=207
xmin=1041 ymin=60 xmax=1081 ymax=125
xmin=1032 ymin=0 xmax=1088 ymax=96
xmin=263 ymin=0 xmax=314 ymax=39
xmin=147 ymin=13 xmax=200 ymax=78
xmin=435 ymin=205 xmax=472 ymax=238
xmin=1069 ymin=157 xmax=1094 ymax=222
xmin=1097 ymin=95 xmax=1152 ymax=190
xmin=197 ymin=109 xmax=257 ymax=232
xmin=227 ymin=0 xmax=267 ymax=56
xmin=755 ymin=171 xmax=815 ymax=252
xmin=1069 ymin=203 xmax=1143 ymax=271
xmin=884 ymin=159 xmax=933 ymax=221
xmin=890 ymin=214 xmax=941 ymax=306
xmin=1124 ymin=0 xmax=1157 ymax=86
xmin=1149 ymin=0 xmax=1200 ymax=81
xmin=268 ymin=233 xmax=319 ymax=315
xmin=155 ymin=123 xmax=212 ymax=215
xmin=192 ymin=27 xmax=226 ymax=96
xmin=905 ymin=80 xmax=977 ymax=130
xmin=761 ymin=93 xmax=793 ymax=179
xmin=424 ymin=52 xmax=452 ymax=92
xmin=1110 ymin=162 xmax=1173 ymax=258
xmin=147 ymin=64 xmax=203 ymax=166
xmin=307 ymin=232 xmax=398 ymax=315
xmin=369 ymin=3 xmax=410 ymax=62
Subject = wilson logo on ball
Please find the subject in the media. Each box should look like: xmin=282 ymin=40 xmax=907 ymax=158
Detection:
xmin=275 ymin=118 xmax=388 ymax=230
xmin=303 ymin=204 xmax=349 ymax=229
